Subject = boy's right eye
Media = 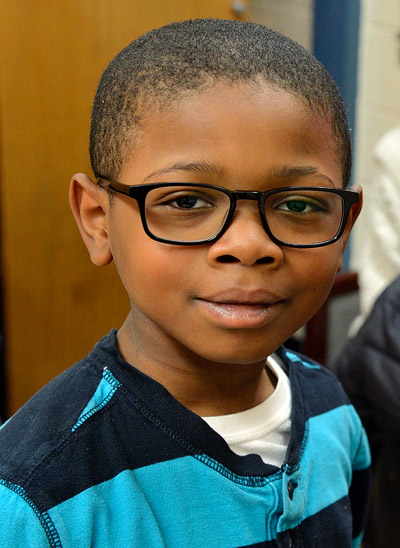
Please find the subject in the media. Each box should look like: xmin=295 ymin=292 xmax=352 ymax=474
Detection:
xmin=148 ymin=188 xmax=219 ymax=212
xmin=167 ymin=193 xmax=213 ymax=210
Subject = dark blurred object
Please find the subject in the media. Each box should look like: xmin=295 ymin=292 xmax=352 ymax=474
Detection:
xmin=330 ymin=275 xmax=400 ymax=548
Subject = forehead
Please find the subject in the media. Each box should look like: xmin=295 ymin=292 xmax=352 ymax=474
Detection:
xmin=121 ymin=83 xmax=342 ymax=188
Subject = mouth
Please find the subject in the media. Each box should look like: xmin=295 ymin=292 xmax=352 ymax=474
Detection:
xmin=195 ymin=289 xmax=286 ymax=329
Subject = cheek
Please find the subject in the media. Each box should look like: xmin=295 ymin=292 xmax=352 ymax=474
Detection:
xmin=288 ymin=247 xmax=342 ymax=315
xmin=107 ymin=206 xmax=181 ymax=301
xmin=115 ymin=238 xmax=194 ymax=311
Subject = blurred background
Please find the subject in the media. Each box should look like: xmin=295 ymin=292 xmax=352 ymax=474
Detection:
xmin=0 ymin=0 xmax=399 ymax=417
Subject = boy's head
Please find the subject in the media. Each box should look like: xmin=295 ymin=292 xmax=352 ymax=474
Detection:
xmin=89 ymin=18 xmax=351 ymax=186
xmin=71 ymin=19 xmax=362 ymax=392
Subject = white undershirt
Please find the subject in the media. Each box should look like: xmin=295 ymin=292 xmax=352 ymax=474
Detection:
xmin=202 ymin=355 xmax=291 ymax=467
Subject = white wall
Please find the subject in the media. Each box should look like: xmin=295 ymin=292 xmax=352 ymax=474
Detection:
xmin=250 ymin=0 xmax=314 ymax=51
xmin=352 ymin=0 xmax=400 ymax=270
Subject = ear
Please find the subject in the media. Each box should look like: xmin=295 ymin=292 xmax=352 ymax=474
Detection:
xmin=69 ymin=173 xmax=113 ymax=266
xmin=336 ymin=184 xmax=363 ymax=272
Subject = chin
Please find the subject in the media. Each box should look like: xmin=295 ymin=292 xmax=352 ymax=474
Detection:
xmin=195 ymin=341 xmax=278 ymax=366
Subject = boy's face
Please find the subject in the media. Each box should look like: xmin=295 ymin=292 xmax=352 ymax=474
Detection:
xmin=75 ymin=83 xmax=361 ymax=369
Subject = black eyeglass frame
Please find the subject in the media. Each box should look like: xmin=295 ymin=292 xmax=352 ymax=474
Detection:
xmin=97 ymin=178 xmax=359 ymax=248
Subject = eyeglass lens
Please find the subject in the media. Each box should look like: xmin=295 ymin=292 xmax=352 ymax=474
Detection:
xmin=144 ymin=185 xmax=344 ymax=245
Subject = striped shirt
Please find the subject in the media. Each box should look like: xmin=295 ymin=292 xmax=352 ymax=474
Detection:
xmin=0 ymin=330 xmax=370 ymax=547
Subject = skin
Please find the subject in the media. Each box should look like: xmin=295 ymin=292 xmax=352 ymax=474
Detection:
xmin=70 ymin=82 xmax=362 ymax=417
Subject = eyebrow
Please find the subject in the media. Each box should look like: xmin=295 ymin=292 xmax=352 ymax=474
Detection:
xmin=143 ymin=161 xmax=223 ymax=181
xmin=268 ymin=165 xmax=336 ymax=187
xmin=143 ymin=162 xmax=336 ymax=187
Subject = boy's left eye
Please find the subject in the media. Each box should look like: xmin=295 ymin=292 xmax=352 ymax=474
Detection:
xmin=275 ymin=197 xmax=325 ymax=213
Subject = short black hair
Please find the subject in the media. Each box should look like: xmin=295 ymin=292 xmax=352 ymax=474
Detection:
xmin=90 ymin=18 xmax=351 ymax=186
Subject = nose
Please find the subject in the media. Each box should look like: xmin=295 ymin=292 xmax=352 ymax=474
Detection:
xmin=206 ymin=202 xmax=284 ymax=267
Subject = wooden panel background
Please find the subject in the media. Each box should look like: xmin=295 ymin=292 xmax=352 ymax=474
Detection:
xmin=0 ymin=0 xmax=247 ymax=415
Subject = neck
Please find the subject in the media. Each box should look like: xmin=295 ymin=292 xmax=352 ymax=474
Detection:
xmin=117 ymin=316 xmax=276 ymax=417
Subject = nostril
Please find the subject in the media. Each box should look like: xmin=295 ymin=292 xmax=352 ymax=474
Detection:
xmin=217 ymin=255 xmax=239 ymax=263
xmin=216 ymin=255 xmax=276 ymax=265
xmin=256 ymin=256 xmax=274 ymax=264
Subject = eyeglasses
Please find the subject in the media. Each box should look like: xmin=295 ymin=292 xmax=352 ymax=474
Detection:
xmin=97 ymin=178 xmax=359 ymax=248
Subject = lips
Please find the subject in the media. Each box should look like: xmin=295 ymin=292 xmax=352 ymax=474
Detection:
xmin=195 ymin=289 xmax=286 ymax=328
xmin=199 ymin=287 xmax=285 ymax=305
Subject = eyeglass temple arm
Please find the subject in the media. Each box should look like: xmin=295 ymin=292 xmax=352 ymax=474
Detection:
xmin=96 ymin=178 xmax=131 ymax=197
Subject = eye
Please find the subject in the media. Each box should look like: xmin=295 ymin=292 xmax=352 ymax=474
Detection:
xmin=150 ymin=188 xmax=218 ymax=211
xmin=275 ymin=196 xmax=327 ymax=214
xmin=168 ymin=193 xmax=213 ymax=210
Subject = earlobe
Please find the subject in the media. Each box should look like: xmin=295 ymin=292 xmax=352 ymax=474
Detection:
xmin=69 ymin=173 xmax=113 ymax=266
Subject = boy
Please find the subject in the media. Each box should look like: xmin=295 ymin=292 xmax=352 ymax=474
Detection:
xmin=0 ymin=19 xmax=370 ymax=547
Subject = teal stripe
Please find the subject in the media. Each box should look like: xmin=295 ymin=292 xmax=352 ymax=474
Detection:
xmin=278 ymin=405 xmax=370 ymax=532
xmin=72 ymin=368 xmax=121 ymax=432
xmin=0 ymin=417 xmax=11 ymax=430
xmin=352 ymin=531 xmax=363 ymax=548
xmin=49 ymin=456 xmax=283 ymax=547
xmin=352 ymin=425 xmax=371 ymax=471
xmin=0 ymin=481 xmax=61 ymax=547
xmin=285 ymin=351 xmax=320 ymax=369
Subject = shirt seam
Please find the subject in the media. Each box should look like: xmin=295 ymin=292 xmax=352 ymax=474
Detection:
xmin=71 ymin=368 xmax=121 ymax=432
xmin=119 ymin=383 xmax=282 ymax=486
xmin=0 ymin=479 xmax=62 ymax=547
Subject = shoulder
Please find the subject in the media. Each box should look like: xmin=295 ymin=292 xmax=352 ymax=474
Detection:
xmin=0 ymin=332 xmax=116 ymax=486
xmin=279 ymin=346 xmax=362 ymax=431
xmin=279 ymin=347 xmax=370 ymax=470
xmin=351 ymin=275 xmax=400 ymax=349
xmin=279 ymin=346 xmax=349 ymax=405
xmin=377 ymin=275 xmax=400 ymax=309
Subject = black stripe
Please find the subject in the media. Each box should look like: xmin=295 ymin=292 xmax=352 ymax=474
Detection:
xmin=349 ymin=467 xmax=371 ymax=538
